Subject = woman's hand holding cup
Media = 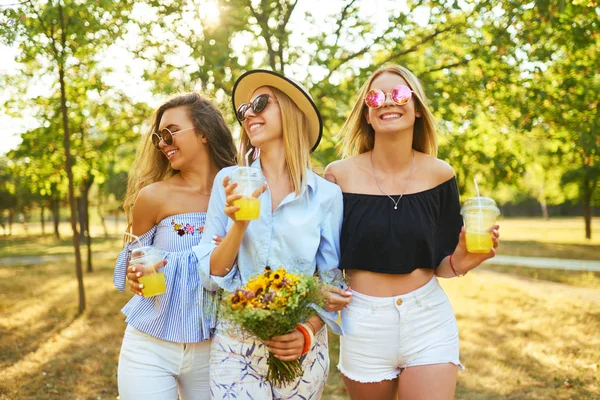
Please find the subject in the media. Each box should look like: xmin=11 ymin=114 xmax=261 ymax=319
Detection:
xmin=451 ymin=225 xmax=500 ymax=275
xmin=222 ymin=175 xmax=267 ymax=223
xmin=127 ymin=259 xmax=167 ymax=296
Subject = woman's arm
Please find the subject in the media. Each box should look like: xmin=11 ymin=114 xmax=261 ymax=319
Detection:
xmin=209 ymin=176 xmax=266 ymax=276
xmin=322 ymin=162 xmax=352 ymax=312
xmin=118 ymin=185 xmax=162 ymax=295
xmin=436 ymin=225 xmax=500 ymax=278
xmin=194 ymin=171 xmax=266 ymax=291
xmin=131 ymin=185 xmax=161 ymax=236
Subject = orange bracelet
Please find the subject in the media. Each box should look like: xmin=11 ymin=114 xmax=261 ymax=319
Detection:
xmin=296 ymin=324 xmax=313 ymax=355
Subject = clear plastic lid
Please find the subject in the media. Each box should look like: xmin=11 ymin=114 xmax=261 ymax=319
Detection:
xmin=231 ymin=166 xmax=264 ymax=181
xmin=131 ymin=246 xmax=161 ymax=261
xmin=460 ymin=197 xmax=500 ymax=216
xmin=230 ymin=166 xmax=266 ymax=195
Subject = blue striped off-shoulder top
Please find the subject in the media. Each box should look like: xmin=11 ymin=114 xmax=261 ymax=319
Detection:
xmin=113 ymin=212 xmax=217 ymax=343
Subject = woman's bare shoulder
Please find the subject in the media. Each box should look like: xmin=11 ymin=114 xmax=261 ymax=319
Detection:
xmin=418 ymin=152 xmax=455 ymax=184
xmin=324 ymin=155 xmax=366 ymax=184
xmin=135 ymin=180 xmax=176 ymax=213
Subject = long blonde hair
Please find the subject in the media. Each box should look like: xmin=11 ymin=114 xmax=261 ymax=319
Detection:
xmin=238 ymin=87 xmax=311 ymax=196
xmin=123 ymin=93 xmax=237 ymax=232
xmin=340 ymin=65 xmax=438 ymax=157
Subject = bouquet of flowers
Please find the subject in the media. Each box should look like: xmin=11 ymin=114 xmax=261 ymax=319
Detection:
xmin=221 ymin=266 xmax=324 ymax=386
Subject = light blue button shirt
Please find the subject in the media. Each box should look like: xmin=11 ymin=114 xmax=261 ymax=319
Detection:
xmin=192 ymin=158 xmax=345 ymax=334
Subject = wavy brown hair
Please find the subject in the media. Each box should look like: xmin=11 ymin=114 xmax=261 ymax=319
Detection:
xmin=123 ymin=93 xmax=237 ymax=232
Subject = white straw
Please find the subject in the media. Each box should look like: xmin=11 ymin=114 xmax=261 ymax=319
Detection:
xmin=124 ymin=231 xmax=143 ymax=249
xmin=245 ymin=148 xmax=253 ymax=167
xmin=245 ymin=148 xmax=253 ymax=196
xmin=473 ymin=178 xmax=484 ymax=230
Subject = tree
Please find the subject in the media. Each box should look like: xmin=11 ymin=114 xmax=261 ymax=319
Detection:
xmin=514 ymin=0 xmax=600 ymax=238
xmin=1 ymin=0 xmax=134 ymax=313
xmin=0 ymin=158 xmax=18 ymax=235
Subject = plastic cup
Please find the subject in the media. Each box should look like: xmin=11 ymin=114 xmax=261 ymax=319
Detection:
xmin=460 ymin=197 xmax=500 ymax=254
xmin=230 ymin=166 xmax=265 ymax=221
xmin=130 ymin=246 xmax=166 ymax=297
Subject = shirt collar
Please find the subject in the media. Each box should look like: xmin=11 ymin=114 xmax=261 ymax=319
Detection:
xmin=250 ymin=156 xmax=316 ymax=194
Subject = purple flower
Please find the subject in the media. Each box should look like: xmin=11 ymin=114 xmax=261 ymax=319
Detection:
xmin=263 ymin=290 xmax=275 ymax=303
xmin=177 ymin=229 xmax=185 ymax=236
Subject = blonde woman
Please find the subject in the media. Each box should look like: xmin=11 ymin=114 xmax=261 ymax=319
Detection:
xmin=325 ymin=65 xmax=501 ymax=400
xmin=113 ymin=93 xmax=236 ymax=399
xmin=193 ymin=70 xmax=349 ymax=398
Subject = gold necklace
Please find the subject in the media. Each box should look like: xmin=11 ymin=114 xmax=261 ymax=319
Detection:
xmin=370 ymin=150 xmax=414 ymax=210
xmin=180 ymin=177 xmax=211 ymax=196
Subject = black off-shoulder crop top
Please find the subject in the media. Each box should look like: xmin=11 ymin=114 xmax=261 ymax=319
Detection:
xmin=339 ymin=177 xmax=463 ymax=274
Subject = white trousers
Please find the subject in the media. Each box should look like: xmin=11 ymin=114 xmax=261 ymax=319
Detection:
xmin=118 ymin=324 xmax=211 ymax=400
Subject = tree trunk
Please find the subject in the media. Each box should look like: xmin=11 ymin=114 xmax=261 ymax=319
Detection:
xmin=22 ymin=210 xmax=28 ymax=235
xmin=8 ymin=209 xmax=13 ymax=235
xmin=78 ymin=196 xmax=86 ymax=241
xmin=540 ymin=200 xmax=549 ymax=220
xmin=40 ymin=201 xmax=46 ymax=235
xmin=52 ymin=198 xmax=60 ymax=239
xmin=539 ymin=182 xmax=549 ymax=220
xmin=58 ymin=1 xmax=85 ymax=314
xmin=583 ymin=177 xmax=592 ymax=240
xmin=82 ymin=177 xmax=94 ymax=273
xmin=98 ymin=189 xmax=108 ymax=238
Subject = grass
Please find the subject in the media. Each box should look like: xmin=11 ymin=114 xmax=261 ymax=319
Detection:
xmin=496 ymin=217 xmax=600 ymax=261
xmin=1 ymin=255 xmax=598 ymax=399
xmin=0 ymin=236 xmax=122 ymax=259
xmin=482 ymin=264 xmax=600 ymax=290
xmin=447 ymin=272 xmax=600 ymax=400
xmin=1 ymin=217 xmax=599 ymax=398
xmin=496 ymin=217 xmax=600 ymax=245
xmin=0 ymin=259 xmax=129 ymax=399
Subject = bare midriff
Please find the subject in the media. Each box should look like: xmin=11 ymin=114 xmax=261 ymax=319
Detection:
xmin=345 ymin=268 xmax=435 ymax=297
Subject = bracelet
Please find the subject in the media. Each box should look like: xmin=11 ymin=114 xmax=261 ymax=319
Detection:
xmin=305 ymin=319 xmax=318 ymax=336
xmin=449 ymin=253 xmax=466 ymax=277
xmin=296 ymin=323 xmax=314 ymax=355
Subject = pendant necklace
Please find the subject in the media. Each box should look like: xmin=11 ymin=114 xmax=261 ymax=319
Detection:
xmin=181 ymin=177 xmax=211 ymax=196
xmin=370 ymin=149 xmax=414 ymax=210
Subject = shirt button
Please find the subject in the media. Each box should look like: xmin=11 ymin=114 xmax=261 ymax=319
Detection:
xmin=396 ymin=299 xmax=403 ymax=306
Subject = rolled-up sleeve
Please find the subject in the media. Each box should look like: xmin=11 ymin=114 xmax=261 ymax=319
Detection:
xmin=193 ymin=168 xmax=241 ymax=292
xmin=313 ymin=186 xmax=345 ymax=335
xmin=113 ymin=226 xmax=157 ymax=291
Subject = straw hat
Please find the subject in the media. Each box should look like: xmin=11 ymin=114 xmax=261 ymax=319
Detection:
xmin=232 ymin=69 xmax=323 ymax=153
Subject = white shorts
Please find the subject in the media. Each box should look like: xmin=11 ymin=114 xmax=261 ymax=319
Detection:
xmin=338 ymin=276 xmax=464 ymax=383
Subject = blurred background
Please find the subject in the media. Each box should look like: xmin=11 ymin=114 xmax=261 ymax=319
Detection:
xmin=0 ymin=0 xmax=598 ymax=399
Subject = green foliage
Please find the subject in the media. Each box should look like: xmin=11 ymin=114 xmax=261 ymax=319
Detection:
xmin=1 ymin=0 xmax=597 ymax=237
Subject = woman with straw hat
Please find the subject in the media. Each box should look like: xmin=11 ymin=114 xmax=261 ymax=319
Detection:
xmin=193 ymin=69 xmax=351 ymax=398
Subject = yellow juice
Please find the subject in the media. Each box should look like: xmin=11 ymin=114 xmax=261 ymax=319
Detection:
xmin=465 ymin=232 xmax=493 ymax=253
xmin=234 ymin=197 xmax=261 ymax=220
xmin=139 ymin=272 xmax=166 ymax=297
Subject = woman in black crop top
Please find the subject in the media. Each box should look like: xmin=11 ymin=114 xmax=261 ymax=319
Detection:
xmin=325 ymin=65 xmax=500 ymax=400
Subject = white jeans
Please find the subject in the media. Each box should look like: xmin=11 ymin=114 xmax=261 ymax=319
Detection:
xmin=118 ymin=325 xmax=211 ymax=400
